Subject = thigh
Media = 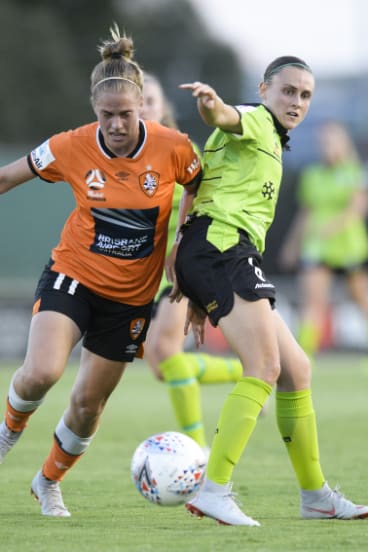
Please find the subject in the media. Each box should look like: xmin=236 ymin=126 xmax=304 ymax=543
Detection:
xmin=17 ymin=311 xmax=81 ymax=399
xmin=273 ymin=309 xmax=311 ymax=391
xmin=218 ymin=294 xmax=280 ymax=385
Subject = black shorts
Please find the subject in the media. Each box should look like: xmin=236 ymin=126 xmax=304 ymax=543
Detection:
xmin=33 ymin=260 xmax=153 ymax=362
xmin=175 ymin=216 xmax=276 ymax=326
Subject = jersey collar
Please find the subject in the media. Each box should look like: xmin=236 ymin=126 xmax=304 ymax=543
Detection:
xmin=262 ymin=105 xmax=290 ymax=150
xmin=240 ymin=103 xmax=290 ymax=150
xmin=96 ymin=120 xmax=147 ymax=159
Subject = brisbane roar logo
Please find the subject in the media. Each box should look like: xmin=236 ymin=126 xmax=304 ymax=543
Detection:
xmin=139 ymin=171 xmax=159 ymax=197
xmin=130 ymin=318 xmax=146 ymax=340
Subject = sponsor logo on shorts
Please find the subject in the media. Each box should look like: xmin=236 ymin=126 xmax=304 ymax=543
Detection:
xmin=125 ymin=344 xmax=139 ymax=354
xmin=130 ymin=318 xmax=146 ymax=340
xmin=205 ymin=300 xmax=218 ymax=314
xmin=255 ymin=282 xmax=274 ymax=289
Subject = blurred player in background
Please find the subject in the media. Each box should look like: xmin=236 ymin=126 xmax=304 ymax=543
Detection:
xmin=0 ymin=25 xmax=201 ymax=517
xmin=173 ymin=58 xmax=368 ymax=526
xmin=280 ymin=121 xmax=368 ymax=357
xmin=142 ymin=73 xmax=243 ymax=453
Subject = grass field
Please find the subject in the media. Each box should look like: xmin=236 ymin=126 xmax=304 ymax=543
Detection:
xmin=1 ymin=353 xmax=368 ymax=551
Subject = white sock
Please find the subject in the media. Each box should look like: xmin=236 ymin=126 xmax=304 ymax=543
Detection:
xmin=55 ymin=416 xmax=95 ymax=455
xmin=202 ymin=478 xmax=229 ymax=492
xmin=8 ymin=375 xmax=44 ymax=412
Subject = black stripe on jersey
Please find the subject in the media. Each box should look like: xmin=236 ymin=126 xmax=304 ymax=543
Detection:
xmin=183 ymin=169 xmax=203 ymax=189
xmin=201 ymin=176 xmax=222 ymax=182
xmin=203 ymin=146 xmax=225 ymax=153
xmin=257 ymin=148 xmax=282 ymax=164
xmin=26 ymin=154 xmax=54 ymax=183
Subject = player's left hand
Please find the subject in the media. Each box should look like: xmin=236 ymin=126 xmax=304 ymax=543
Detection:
xmin=184 ymin=300 xmax=207 ymax=348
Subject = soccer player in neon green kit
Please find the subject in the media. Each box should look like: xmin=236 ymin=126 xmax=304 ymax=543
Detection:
xmin=141 ymin=73 xmax=243 ymax=452
xmin=172 ymin=56 xmax=368 ymax=526
xmin=280 ymin=120 xmax=368 ymax=357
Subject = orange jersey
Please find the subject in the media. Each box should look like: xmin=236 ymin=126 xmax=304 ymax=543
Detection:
xmin=28 ymin=120 xmax=201 ymax=305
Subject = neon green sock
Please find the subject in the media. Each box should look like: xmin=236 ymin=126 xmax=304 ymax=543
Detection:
xmin=159 ymin=353 xmax=206 ymax=447
xmin=276 ymin=389 xmax=325 ymax=490
xmin=207 ymin=377 xmax=272 ymax=484
xmin=186 ymin=353 xmax=243 ymax=383
xmin=298 ymin=321 xmax=320 ymax=358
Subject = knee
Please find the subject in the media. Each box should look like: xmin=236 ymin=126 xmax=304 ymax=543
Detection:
xmin=70 ymin=390 xmax=105 ymax=424
xmin=15 ymin=366 xmax=59 ymax=399
xmin=298 ymin=351 xmax=312 ymax=387
xmin=264 ymin=362 xmax=281 ymax=387
xmin=278 ymin=350 xmax=312 ymax=391
xmin=145 ymin=331 xmax=178 ymax=368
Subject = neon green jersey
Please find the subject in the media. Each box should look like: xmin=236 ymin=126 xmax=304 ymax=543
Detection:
xmin=298 ymin=161 xmax=368 ymax=267
xmin=191 ymin=104 xmax=284 ymax=253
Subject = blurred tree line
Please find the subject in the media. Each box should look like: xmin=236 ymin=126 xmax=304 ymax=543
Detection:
xmin=0 ymin=0 xmax=249 ymax=287
xmin=0 ymin=0 xmax=245 ymax=147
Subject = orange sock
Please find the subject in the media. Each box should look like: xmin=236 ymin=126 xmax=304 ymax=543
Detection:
xmin=5 ymin=398 xmax=35 ymax=432
xmin=42 ymin=437 xmax=83 ymax=482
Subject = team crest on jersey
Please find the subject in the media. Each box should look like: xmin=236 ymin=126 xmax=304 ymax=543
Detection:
xmin=130 ymin=318 xmax=146 ymax=340
xmin=262 ymin=181 xmax=275 ymax=200
xmin=139 ymin=171 xmax=159 ymax=197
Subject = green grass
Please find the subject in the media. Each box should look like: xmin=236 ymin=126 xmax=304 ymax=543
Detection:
xmin=1 ymin=353 xmax=368 ymax=551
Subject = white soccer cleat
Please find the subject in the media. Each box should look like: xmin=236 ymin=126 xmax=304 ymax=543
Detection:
xmin=31 ymin=470 xmax=71 ymax=517
xmin=301 ymin=482 xmax=368 ymax=520
xmin=0 ymin=421 xmax=23 ymax=464
xmin=185 ymin=480 xmax=260 ymax=526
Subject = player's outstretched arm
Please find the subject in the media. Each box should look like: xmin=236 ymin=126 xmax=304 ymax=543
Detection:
xmin=0 ymin=157 xmax=35 ymax=195
xmin=179 ymin=81 xmax=241 ymax=134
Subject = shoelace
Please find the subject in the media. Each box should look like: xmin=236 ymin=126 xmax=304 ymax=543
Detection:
xmin=331 ymin=484 xmax=345 ymax=500
xmin=223 ymin=487 xmax=243 ymax=508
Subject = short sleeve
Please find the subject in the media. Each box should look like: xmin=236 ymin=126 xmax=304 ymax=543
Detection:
xmin=173 ymin=132 xmax=201 ymax=186
xmin=29 ymin=131 xmax=72 ymax=182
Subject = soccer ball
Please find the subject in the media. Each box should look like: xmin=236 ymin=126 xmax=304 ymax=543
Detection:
xmin=131 ymin=431 xmax=206 ymax=506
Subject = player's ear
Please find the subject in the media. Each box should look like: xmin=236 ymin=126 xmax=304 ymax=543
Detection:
xmin=259 ymin=81 xmax=267 ymax=101
xmin=138 ymin=93 xmax=144 ymax=110
xmin=90 ymin=96 xmax=99 ymax=117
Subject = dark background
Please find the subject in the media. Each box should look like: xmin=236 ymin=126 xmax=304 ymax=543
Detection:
xmin=1 ymin=0 xmax=367 ymax=289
